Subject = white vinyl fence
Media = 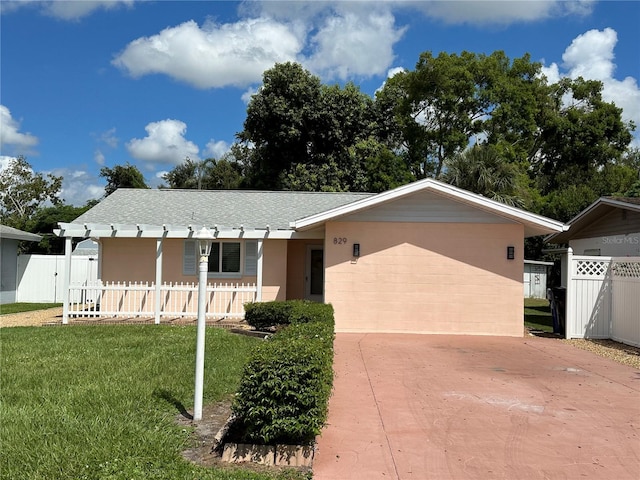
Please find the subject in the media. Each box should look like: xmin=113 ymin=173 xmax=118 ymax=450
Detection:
xmin=66 ymin=281 xmax=257 ymax=322
xmin=567 ymin=255 xmax=640 ymax=347
xmin=16 ymin=254 xmax=98 ymax=303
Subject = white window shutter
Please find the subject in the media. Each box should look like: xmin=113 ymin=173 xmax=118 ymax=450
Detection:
xmin=245 ymin=240 xmax=258 ymax=275
xmin=183 ymin=240 xmax=196 ymax=275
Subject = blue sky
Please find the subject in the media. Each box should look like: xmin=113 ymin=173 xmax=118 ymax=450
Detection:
xmin=1 ymin=0 xmax=639 ymax=206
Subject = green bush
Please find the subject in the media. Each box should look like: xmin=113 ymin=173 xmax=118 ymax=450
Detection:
xmin=232 ymin=302 xmax=335 ymax=445
xmin=244 ymin=300 xmax=333 ymax=330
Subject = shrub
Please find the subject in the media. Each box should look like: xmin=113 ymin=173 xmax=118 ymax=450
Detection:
xmin=232 ymin=302 xmax=335 ymax=445
xmin=244 ymin=300 xmax=333 ymax=330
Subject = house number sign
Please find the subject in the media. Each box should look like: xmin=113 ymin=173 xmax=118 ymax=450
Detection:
xmin=333 ymin=237 xmax=347 ymax=245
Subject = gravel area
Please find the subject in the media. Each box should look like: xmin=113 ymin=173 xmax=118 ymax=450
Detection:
xmin=2 ymin=309 xmax=639 ymax=369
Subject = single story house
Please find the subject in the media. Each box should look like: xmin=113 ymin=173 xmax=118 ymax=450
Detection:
xmin=55 ymin=179 xmax=566 ymax=336
xmin=1 ymin=225 xmax=42 ymax=304
xmin=546 ymin=197 xmax=640 ymax=347
xmin=546 ymin=197 xmax=640 ymax=285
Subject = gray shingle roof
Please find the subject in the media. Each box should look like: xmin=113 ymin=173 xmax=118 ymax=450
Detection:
xmin=0 ymin=225 xmax=42 ymax=242
xmin=72 ymin=189 xmax=373 ymax=230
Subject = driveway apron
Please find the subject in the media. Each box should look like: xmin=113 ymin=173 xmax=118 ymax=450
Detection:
xmin=313 ymin=333 xmax=640 ymax=479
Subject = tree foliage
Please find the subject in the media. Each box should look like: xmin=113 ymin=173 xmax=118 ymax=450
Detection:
xmin=162 ymin=156 xmax=243 ymax=190
xmin=23 ymin=203 xmax=93 ymax=254
xmin=237 ymin=62 xmax=387 ymax=191
xmin=0 ymin=156 xmax=62 ymax=230
xmin=442 ymin=145 xmax=524 ymax=207
xmin=99 ymin=163 xmax=148 ymax=196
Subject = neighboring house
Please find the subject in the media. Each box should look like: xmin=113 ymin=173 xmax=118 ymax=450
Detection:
xmin=547 ymin=197 xmax=640 ymax=255
xmin=55 ymin=179 xmax=565 ymax=336
xmin=0 ymin=225 xmax=42 ymax=304
xmin=546 ymin=197 xmax=640 ymax=347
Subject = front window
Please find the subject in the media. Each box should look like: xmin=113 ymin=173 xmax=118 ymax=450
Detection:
xmin=208 ymin=242 xmax=241 ymax=274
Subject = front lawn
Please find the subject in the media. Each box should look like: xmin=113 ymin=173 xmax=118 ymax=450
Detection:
xmin=524 ymin=298 xmax=553 ymax=333
xmin=0 ymin=325 xmax=306 ymax=480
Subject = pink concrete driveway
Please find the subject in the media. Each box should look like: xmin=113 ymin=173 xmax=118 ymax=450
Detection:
xmin=314 ymin=333 xmax=640 ymax=479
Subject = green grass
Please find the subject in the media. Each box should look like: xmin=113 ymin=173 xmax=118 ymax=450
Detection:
xmin=0 ymin=325 xmax=308 ymax=480
xmin=524 ymin=298 xmax=554 ymax=332
xmin=0 ymin=302 xmax=62 ymax=315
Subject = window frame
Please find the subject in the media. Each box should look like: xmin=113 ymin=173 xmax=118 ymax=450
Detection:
xmin=183 ymin=239 xmax=259 ymax=278
xmin=207 ymin=241 xmax=242 ymax=278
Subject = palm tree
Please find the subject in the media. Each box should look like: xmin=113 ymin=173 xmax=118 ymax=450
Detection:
xmin=442 ymin=145 xmax=524 ymax=207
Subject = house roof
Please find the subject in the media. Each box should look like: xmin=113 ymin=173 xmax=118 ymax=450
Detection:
xmin=546 ymin=197 xmax=640 ymax=244
xmin=56 ymin=180 xmax=566 ymax=240
xmin=292 ymin=179 xmax=567 ymax=237
xmin=0 ymin=225 xmax=42 ymax=242
xmin=57 ymin=188 xmax=372 ymax=239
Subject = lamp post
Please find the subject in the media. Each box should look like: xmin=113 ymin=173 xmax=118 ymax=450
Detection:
xmin=193 ymin=226 xmax=213 ymax=422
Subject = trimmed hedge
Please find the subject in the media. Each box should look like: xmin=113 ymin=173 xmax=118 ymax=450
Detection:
xmin=244 ymin=299 xmax=333 ymax=330
xmin=231 ymin=302 xmax=334 ymax=445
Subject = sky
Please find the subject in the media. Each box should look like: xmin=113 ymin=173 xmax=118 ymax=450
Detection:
xmin=1 ymin=0 xmax=639 ymax=206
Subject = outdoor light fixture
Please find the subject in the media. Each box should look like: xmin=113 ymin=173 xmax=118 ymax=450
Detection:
xmin=353 ymin=243 xmax=360 ymax=257
xmin=193 ymin=226 xmax=214 ymax=422
xmin=196 ymin=226 xmax=213 ymax=257
xmin=507 ymin=246 xmax=515 ymax=260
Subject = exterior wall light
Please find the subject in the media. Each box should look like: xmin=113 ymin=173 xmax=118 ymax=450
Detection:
xmin=507 ymin=246 xmax=515 ymax=260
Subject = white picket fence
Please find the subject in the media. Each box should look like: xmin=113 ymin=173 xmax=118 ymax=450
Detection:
xmin=67 ymin=281 xmax=257 ymax=321
xmin=567 ymin=256 xmax=640 ymax=347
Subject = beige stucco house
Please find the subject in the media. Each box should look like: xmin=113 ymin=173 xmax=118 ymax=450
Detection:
xmin=55 ymin=179 xmax=566 ymax=336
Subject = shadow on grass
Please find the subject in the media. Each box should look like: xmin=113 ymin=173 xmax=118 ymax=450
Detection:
xmin=153 ymin=387 xmax=193 ymax=420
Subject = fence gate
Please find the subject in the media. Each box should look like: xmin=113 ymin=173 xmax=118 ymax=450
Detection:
xmin=16 ymin=254 xmax=98 ymax=303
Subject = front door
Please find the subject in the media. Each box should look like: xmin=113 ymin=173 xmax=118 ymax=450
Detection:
xmin=305 ymin=246 xmax=324 ymax=302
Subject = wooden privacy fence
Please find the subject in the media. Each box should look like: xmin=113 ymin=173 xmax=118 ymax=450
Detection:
xmin=67 ymin=281 xmax=257 ymax=322
xmin=567 ymin=256 xmax=640 ymax=347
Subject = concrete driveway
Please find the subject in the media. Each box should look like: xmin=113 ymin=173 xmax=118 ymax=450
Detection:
xmin=314 ymin=333 xmax=640 ymax=479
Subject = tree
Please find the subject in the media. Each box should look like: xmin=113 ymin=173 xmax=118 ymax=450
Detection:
xmin=532 ymin=78 xmax=634 ymax=194
xmin=0 ymin=156 xmax=62 ymax=230
xmin=99 ymin=163 xmax=148 ymax=196
xmin=237 ymin=62 xmax=379 ymax=190
xmin=378 ymin=51 xmax=546 ymax=179
xmin=23 ymin=203 xmax=93 ymax=254
xmin=442 ymin=145 xmax=524 ymax=206
xmin=162 ymin=156 xmax=244 ymax=190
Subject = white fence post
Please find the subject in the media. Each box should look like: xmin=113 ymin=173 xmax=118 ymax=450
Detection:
xmin=565 ymin=247 xmax=573 ymax=339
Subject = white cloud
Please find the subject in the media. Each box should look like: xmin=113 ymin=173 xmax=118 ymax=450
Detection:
xmin=409 ymin=0 xmax=594 ymax=25
xmin=112 ymin=4 xmax=409 ymax=89
xmin=1 ymin=0 xmax=135 ymax=20
xmin=0 ymin=155 xmax=16 ymax=171
xmin=543 ymin=28 xmax=640 ymax=136
xmin=126 ymin=119 xmax=200 ymax=165
xmin=96 ymin=127 xmax=119 ymax=149
xmin=241 ymin=86 xmax=259 ymax=104
xmin=113 ymin=18 xmax=303 ymax=89
xmin=204 ymin=140 xmax=230 ymax=159
xmin=47 ymin=167 xmax=104 ymax=206
xmin=306 ymin=9 xmax=406 ymax=80
xmin=94 ymin=150 xmax=106 ymax=166
xmin=376 ymin=66 xmax=406 ymax=93
xmin=0 ymin=105 xmax=38 ymax=153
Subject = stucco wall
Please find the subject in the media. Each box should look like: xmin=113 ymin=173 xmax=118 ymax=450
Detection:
xmin=99 ymin=237 xmax=285 ymax=297
xmin=324 ymin=222 xmax=524 ymax=336
xmin=261 ymin=239 xmax=288 ymax=301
